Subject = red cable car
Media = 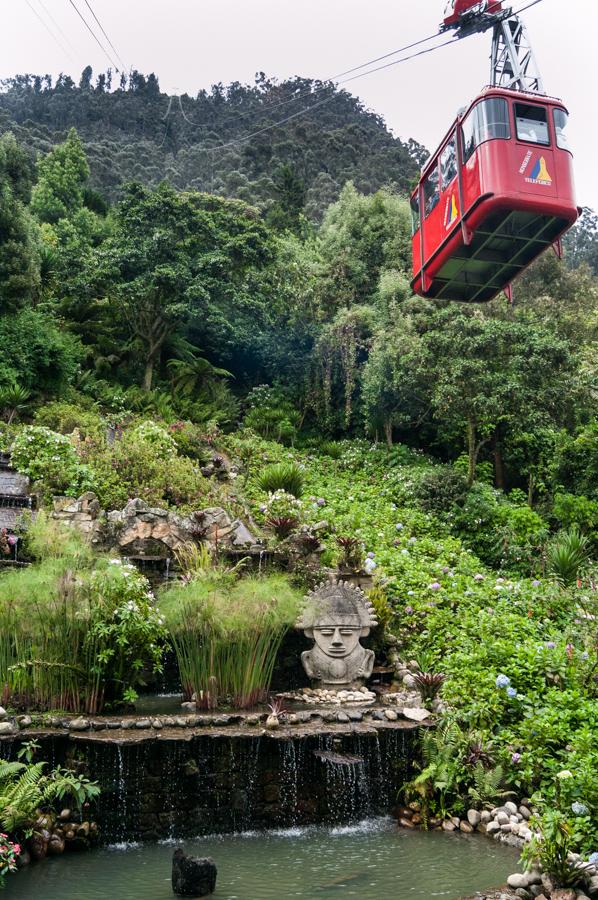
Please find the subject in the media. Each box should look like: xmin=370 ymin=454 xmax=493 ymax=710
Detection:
xmin=411 ymin=87 xmax=579 ymax=302
xmin=411 ymin=2 xmax=580 ymax=302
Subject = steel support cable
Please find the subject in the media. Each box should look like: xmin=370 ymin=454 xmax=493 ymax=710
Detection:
xmin=66 ymin=0 xmax=120 ymax=72
xmin=24 ymin=0 xmax=75 ymax=61
xmin=80 ymin=0 xmax=127 ymax=71
xmin=36 ymin=0 xmax=78 ymax=55
xmin=208 ymin=35 xmax=460 ymax=154
xmin=174 ymin=28 xmax=446 ymax=131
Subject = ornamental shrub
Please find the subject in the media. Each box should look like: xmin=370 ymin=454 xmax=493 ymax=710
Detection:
xmin=33 ymin=401 xmax=105 ymax=440
xmin=259 ymin=461 xmax=304 ymax=498
xmin=243 ymin=385 xmax=300 ymax=445
xmin=11 ymin=425 xmax=80 ymax=494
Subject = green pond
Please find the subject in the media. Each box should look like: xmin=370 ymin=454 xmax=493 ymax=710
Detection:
xmin=5 ymin=819 xmax=517 ymax=899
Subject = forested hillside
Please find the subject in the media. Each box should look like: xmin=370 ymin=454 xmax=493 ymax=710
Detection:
xmin=0 ymin=69 xmax=425 ymax=220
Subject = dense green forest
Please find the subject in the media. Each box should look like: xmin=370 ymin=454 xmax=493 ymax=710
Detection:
xmin=0 ymin=69 xmax=425 ymax=220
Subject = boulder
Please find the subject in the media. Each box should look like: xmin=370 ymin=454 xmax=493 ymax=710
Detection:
xmin=172 ymin=849 xmax=217 ymax=897
xmin=508 ymin=873 xmax=529 ymax=889
xmin=467 ymin=809 xmax=481 ymax=827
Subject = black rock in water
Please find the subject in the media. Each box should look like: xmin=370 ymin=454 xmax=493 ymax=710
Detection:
xmin=172 ymin=848 xmax=217 ymax=897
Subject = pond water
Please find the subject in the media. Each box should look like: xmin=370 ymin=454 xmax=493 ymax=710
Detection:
xmin=5 ymin=818 xmax=516 ymax=900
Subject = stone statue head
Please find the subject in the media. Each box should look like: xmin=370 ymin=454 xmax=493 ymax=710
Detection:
xmin=297 ymin=579 xmax=377 ymax=686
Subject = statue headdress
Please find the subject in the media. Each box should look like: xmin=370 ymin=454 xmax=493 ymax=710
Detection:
xmin=297 ymin=578 xmax=378 ymax=637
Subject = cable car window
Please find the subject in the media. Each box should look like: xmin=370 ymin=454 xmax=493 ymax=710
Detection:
xmin=514 ymin=103 xmax=549 ymax=145
xmin=410 ymin=194 xmax=420 ymax=233
xmin=424 ymin=165 xmax=440 ymax=217
xmin=553 ymin=109 xmax=569 ymax=150
xmin=461 ymin=97 xmax=510 ymax=162
xmin=440 ymin=138 xmax=457 ymax=188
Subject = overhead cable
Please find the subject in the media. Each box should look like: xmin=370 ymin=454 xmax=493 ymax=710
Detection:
xmin=67 ymin=0 xmax=120 ymax=72
xmin=80 ymin=0 xmax=127 ymax=71
xmin=24 ymin=0 xmax=75 ymax=62
xmin=208 ymin=35 xmax=460 ymax=153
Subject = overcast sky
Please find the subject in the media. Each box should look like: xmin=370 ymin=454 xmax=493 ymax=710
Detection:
xmin=2 ymin=0 xmax=596 ymax=210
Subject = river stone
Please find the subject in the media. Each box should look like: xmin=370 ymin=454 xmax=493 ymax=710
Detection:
xmin=508 ymin=873 xmax=529 ymax=889
xmin=0 ymin=722 xmax=17 ymax=735
xmin=135 ymin=719 xmax=152 ymax=729
xmin=69 ymin=717 xmax=90 ymax=731
xmin=505 ymin=801 xmax=518 ymax=815
xmin=496 ymin=811 xmax=510 ymax=825
xmin=486 ymin=820 xmax=500 ymax=835
xmin=459 ymin=821 xmax=474 ymax=833
xmin=172 ymin=849 xmax=217 ymax=897
xmin=402 ymin=707 xmax=430 ymax=722
xmin=467 ymin=809 xmax=481 ymax=827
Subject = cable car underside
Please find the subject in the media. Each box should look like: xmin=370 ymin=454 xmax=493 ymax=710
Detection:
xmin=420 ymin=206 xmax=570 ymax=303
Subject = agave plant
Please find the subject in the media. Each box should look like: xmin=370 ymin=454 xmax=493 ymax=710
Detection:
xmin=547 ymin=527 xmax=591 ymax=586
xmin=0 ymin=384 xmax=32 ymax=425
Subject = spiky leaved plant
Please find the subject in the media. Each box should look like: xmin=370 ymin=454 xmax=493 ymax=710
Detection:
xmin=547 ymin=527 xmax=591 ymax=586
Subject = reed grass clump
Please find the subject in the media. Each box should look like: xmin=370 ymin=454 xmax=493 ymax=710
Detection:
xmin=160 ymin=574 xmax=303 ymax=709
xmin=0 ymin=516 xmax=167 ymax=713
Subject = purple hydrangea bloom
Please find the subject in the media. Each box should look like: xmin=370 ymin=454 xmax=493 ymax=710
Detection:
xmin=395 ymin=523 xmax=404 ymax=531
xmin=429 ymin=582 xmax=441 ymax=590
xmin=317 ymin=498 xmax=326 ymax=506
xmin=507 ymin=687 xmax=517 ymax=698
xmin=546 ymin=641 xmax=556 ymax=649
xmin=588 ymin=852 xmax=598 ymax=865
xmin=367 ymin=551 xmax=375 ymax=559
xmin=511 ymin=752 xmax=521 ymax=764
xmin=495 ymin=674 xmax=511 ymax=688
xmin=405 ymin=605 xmax=414 ymax=615
xmin=532 ymin=579 xmax=541 ymax=587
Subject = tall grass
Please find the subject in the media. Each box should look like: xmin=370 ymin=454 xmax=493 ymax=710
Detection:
xmin=0 ymin=515 xmax=95 ymax=710
xmin=161 ymin=574 xmax=302 ymax=709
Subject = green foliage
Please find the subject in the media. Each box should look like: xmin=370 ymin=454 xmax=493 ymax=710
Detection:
xmin=161 ymin=573 xmax=302 ymax=708
xmin=258 ymin=462 xmax=304 ymax=498
xmin=243 ymin=385 xmax=300 ymax=445
xmin=33 ymin=400 xmax=105 ymax=439
xmin=0 ymin=533 xmax=167 ymax=712
xmin=0 ymin=132 xmax=40 ymax=309
xmin=30 ymin=128 xmax=90 ymax=225
xmin=546 ymin=527 xmax=591 ymax=585
xmin=0 ymin=308 xmax=81 ymax=395
xmin=10 ymin=426 xmax=81 ymax=494
xmin=0 ymin=750 xmax=99 ymax=835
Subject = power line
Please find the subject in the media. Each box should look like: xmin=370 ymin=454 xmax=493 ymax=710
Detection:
xmin=36 ymin=0 xmax=78 ymax=56
xmin=66 ymin=0 xmax=120 ymax=72
xmin=173 ymin=29 xmax=446 ymax=133
xmin=80 ymin=0 xmax=127 ymax=71
xmin=208 ymin=35 xmax=459 ymax=154
xmin=167 ymin=0 xmax=544 ymax=152
xmin=24 ymin=0 xmax=75 ymax=62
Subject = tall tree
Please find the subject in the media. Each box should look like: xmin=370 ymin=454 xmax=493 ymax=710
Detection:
xmin=97 ymin=183 xmax=276 ymax=390
xmin=0 ymin=133 xmax=40 ymax=309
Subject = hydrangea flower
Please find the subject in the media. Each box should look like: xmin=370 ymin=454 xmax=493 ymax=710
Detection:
xmin=545 ymin=641 xmax=556 ymax=649
xmin=588 ymin=852 xmax=598 ymax=865
xmin=395 ymin=523 xmax=403 ymax=531
xmin=407 ymin=590 xmax=414 ymax=596
xmin=316 ymin=498 xmax=326 ymax=506
xmin=366 ymin=551 xmax=375 ymax=559
xmin=364 ymin=558 xmax=377 ymax=575
xmin=405 ymin=605 xmax=414 ymax=615
xmin=429 ymin=582 xmax=441 ymax=590
xmin=572 ymin=802 xmax=589 ymax=816
xmin=532 ymin=579 xmax=541 ymax=587
xmin=557 ymin=770 xmax=573 ymax=779
xmin=474 ymin=573 xmax=485 ymax=582
xmin=495 ymin=674 xmax=511 ymax=688
xmin=511 ymin=752 xmax=521 ymax=763
xmin=507 ymin=687 xmax=517 ymax=698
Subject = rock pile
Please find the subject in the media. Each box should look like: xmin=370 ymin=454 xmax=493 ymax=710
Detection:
xmin=17 ymin=808 xmax=98 ymax=869
xmin=278 ymin=687 xmax=377 ymax=705
xmin=397 ymin=799 xmax=534 ymax=845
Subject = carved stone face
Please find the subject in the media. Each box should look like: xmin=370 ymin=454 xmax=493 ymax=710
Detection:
xmin=313 ymin=625 xmax=361 ymax=659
